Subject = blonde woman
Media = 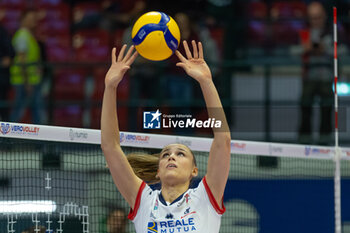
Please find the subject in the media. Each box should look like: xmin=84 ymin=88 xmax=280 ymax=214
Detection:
xmin=101 ymin=40 xmax=231 ymax=233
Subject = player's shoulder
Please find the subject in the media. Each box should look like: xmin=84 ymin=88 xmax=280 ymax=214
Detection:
xmin=187 ymin=179 xmax=206 ymax=196
xmin=142 ymin=183 xmax=161 ymax=198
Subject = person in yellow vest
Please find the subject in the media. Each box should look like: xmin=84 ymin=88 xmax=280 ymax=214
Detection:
xmin=10 ymin=10 xmax=42 ymax=124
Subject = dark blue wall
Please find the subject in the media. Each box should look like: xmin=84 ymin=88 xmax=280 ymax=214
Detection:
xmin=223 ymin=179 xmax=350 ymax=233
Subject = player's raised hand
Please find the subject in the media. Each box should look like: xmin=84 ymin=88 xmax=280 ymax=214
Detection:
xmin=175 ymin=40 xmax=212 ymax=84
xmin=105 ymin=45 xmax=138 ymax=88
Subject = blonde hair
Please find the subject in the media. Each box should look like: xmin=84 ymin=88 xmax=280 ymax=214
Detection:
xmin=106 ymin=145 xmax=197 ymax=184
xmin=127 ymin=153 xmax=160 ymax=184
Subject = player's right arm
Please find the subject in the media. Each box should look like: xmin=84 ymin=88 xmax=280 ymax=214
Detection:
xmin=101 ymin=45 xmax=141 ymax=208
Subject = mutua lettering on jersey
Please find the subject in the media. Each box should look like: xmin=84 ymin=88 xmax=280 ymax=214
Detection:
xmin=148 ymin=218 xmax=197 ymax=233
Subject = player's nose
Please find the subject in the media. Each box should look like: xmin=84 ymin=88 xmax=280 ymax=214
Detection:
xmin=168 ymin=153 xmax=176 ymax=161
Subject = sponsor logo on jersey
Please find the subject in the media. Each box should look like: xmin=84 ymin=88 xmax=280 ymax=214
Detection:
xmin=177 ymin=193 xmax=191 ymax=207
xmin=165 ymin=213 xmax=174 ymax=219
xmin=154 ymin=199 xmax=159 ymax=210
xmin=184 ymin=194 xmax=190 ymax=204
xmin=181 ymin=207 xmax=197 ymax=219
xmin=148 ymin=218 xmax=197 ymax=233
xmin=148 ymin=221 xmax=158 ymax=233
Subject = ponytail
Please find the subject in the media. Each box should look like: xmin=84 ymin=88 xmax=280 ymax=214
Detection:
xmin=126 ymin=153 xmax=160 ymax=184
xmin=106 ymin=144 xmax=197 ymax=184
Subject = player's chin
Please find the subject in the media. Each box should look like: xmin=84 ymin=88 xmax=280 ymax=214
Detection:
xmin=164 ymin=172 xmax=190 ymax=182
xmin=162 ymin=171 xmax=180 ymax=180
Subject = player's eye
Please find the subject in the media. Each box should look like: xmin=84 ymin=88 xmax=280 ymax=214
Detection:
xmin=177 ymin=152 xmax=185 ymax=157
xmin=162 ymin=153 xmax=169 ymax=158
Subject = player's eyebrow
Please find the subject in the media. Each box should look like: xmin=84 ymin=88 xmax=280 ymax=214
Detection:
xmin=160 ymin=148 xmax=169 ymax=154
xmin=161 ymin=147 xmax=187 ymax=154
xmin=177 ymin=148 xmax=187 ymax=152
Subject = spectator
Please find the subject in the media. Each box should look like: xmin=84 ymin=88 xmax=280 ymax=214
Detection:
xmin=21 ymin=226 xmax=46 ymax=233
xmin=106 ymin=208 xmax=127 ymax=233
xmin=297 ymin=2 xmax=345 ymax=145
xmin=10 ymin=10 xmax=42 ymax=124
xmin=73 ymin=0 xmax=146 ymax=32
xmin=0 ymin=23 xmax=15 ymax=121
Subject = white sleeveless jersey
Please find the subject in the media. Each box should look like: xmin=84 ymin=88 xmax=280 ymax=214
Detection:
xmin=128 ymin=177 xmax=225 ymax=233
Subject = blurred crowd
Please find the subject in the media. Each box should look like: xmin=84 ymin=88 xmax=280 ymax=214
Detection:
xmin=0 ymin=0 xmax=348 ymax=144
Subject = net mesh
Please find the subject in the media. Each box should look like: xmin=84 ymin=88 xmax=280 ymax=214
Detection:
xmin=0 ymin=123 xmax=350 ymax=233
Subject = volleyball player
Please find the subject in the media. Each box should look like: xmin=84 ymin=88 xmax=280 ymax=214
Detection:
xmin=101 ymin=40 xmax=231 ymax=233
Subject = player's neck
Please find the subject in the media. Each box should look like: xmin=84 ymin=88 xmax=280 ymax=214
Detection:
xmin=161 ymin=182 xmax=190 ymax=203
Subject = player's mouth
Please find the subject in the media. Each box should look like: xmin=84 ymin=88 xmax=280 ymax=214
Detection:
xmin=166 ymin=163 xmax=177 ymax=169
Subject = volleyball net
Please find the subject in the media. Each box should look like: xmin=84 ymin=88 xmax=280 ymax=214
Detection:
xmin=0 ymin=121 xmax=350 ymax=233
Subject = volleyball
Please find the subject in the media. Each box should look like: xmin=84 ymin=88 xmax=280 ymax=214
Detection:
xmin=131 ymin=11 xmax=181 ymax=61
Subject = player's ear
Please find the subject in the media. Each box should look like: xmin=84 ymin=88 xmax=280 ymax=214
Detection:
xmin=191 ymin=167 xmax=198 ymax=178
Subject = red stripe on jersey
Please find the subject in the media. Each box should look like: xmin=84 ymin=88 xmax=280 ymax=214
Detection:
xmin=128 ymin=181 xmax=146 ymax=220
xmin=203 ymin=176 xmax=226 ymax=215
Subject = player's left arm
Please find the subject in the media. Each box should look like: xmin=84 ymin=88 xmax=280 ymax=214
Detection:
xmin=176 ymin=40 xmax=231 ymax=206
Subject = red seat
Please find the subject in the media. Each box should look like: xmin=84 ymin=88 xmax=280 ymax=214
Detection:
xmin=209 ymin=27 xmax=224 ymax=58
xmin=290 ymin=2 xmax=307 ymax=19
xmin=38 ymin=3 xmax=70 ymax=19
xmin=90 ymin=106 xmax=128 ymax=130
xmin=90 ymin=107 xmax=101 ymax=129
xmin=91 ymin=65 xmax=129 ymax=129
xmin=73 ymin=30 xmax=110 ymax=62
xmin=91 ymin=66 xmax=129 ymax=101
xmin=45 ymin=36 xmax=72 ymax=62
xmin=246 ymin=1 xmax=268 ymax=19
xmin=116 ymin=106 xmax=128 ymax=131
xmin=0 ymin=0 xmax=27 ymax=8
xmin=36 ymin=4 xmax=70 ymax=35
xmin=116 ymin=73 xmax=129 ymax=101
xmin=53 ymin=106 xmax=83 ymax=127
xmin=54 ymin=69 xmax=87 ymax=100
xmin=91 ymin=67 xmax=106 ymax=101
xmin=36 ymin=19 xmax=70 ymax=36
xmin=272 ymin=20 xmax=304 ymax=45
xmin=247 ymin=20 xmax=269 ymax=46
xmin=112 ymin=29 xmax=126 ymax=51
xmin=0 ymin=8 xmax=22 ymax=34
xmin=271 ymin=2 xmax=307 ymax=20
xmin=33 ymin=0 xmax=63 ymax=8
xmin=73 ymin=2 xmax=101 ymax=24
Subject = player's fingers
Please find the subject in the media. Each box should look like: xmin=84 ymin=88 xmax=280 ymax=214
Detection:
xmin=126 ymin=51 xmax=138 ymax=66
xmin=123 ymin=65 xmax=130 ymax=70
xmin=117 ymin=44 xmax=127 ymax=61
xmin=176 ymin=62 xmax=186 ymax=69
xmin=183 ymin=40 xmax=192 ymax=59
xmin=123 ymin=45 xmax=134 ymax=62
xmin=198 ymin=42 xmax=204 ymax=59
xmin=120 ymin=65 xmax=130 ymax=73
xmin=111 ymin=48 xmax=117 ymax=64
xmin=192 ymin=40 xmax=198 ymax=59
xmin=175 ymin=50 xmax=187 ymax=63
